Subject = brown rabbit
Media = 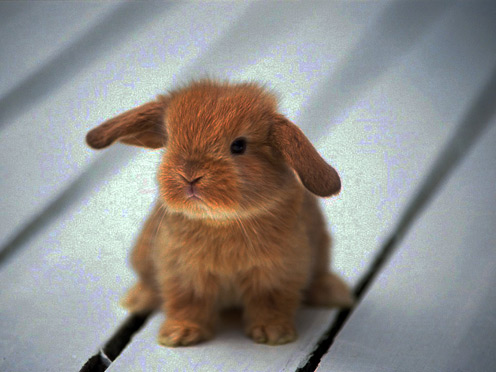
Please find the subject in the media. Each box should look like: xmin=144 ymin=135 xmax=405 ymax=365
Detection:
xmin=86 ymin=80 xmax=353 ymax=347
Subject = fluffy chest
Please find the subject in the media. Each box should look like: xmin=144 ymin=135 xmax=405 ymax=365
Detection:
xmin=155 ymin=212 xmax=292 ymax=276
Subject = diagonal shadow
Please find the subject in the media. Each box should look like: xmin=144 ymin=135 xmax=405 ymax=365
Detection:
xmin=298 ymin=62 xmax=496 ymax=371
xmin=0 ymin=1 xmax=173 ymax=130
xmin=443 ymin=269 xmax=496 ymax=372
xmin=0 ymin=145 xmax=139 ymax=268
xmin=297 ymin=0 xmax=452 ymax=140
xmin=173 ymin=0 xmax=330 ymax=82
xmin=0 ymin=2 xmax=30 ymax=23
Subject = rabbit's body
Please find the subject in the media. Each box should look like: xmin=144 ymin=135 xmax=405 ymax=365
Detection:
xmin=87 ymin=80 xmax=353 ymax=346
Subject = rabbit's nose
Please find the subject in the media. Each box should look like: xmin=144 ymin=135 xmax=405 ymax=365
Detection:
xmin=180 ymin=175 xmax=203 ymax=185
xmin=189 ymin=176 xmax=203 ymax=185
xmin=180 ymin=175 xmax=203 ymax=198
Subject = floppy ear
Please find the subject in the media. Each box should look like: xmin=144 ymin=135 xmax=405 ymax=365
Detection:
xmin=86 ymin=98 xmax=167 ymax=149
xmin=270 ymin=114 xmax=341 ymax=197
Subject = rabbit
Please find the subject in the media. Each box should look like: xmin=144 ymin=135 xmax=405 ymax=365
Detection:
xmin=86 ymin=79 xmax=354 ymax=347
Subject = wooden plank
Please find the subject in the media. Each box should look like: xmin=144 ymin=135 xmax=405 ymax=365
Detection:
xmin=106 ymin=2 xmax=496 ymax=371
xmin=319 ymin=0 xmax=496 ymax=283
xmin=318 ymin=117 xmax=496 ymax=372
xmin=1 ymin=2 xmax=492 ymax=371
xmin=0 ymin=2 xmax=119 ymax=98
xmin=0 ymin=150 xmax=157 ymax=371
xmin=317 ymin=4 xmax=496 ymax=370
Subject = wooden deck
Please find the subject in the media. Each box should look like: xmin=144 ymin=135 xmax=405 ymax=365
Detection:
xmin=1 ymin=2 xmax=495 ymax=371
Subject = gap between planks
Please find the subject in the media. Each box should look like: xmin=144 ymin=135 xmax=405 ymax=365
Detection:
xmin=80 ymin=312 xmax=151 ymax=372
xmin=297 ymin=64 xmax=496 ymax=371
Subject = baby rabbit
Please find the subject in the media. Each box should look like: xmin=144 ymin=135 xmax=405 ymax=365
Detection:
xmin=86 ymin=80 xmax=353 ymax=347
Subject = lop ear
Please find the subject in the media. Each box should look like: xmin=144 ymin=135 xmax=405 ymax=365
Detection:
xmin=270 ymin=114 xmax=341 ymax=197
xmin=86 ymin=98 xmax=167 ymax=149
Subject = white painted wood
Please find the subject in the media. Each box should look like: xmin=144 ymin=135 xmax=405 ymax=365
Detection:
xmin=0 ymin=2 xmax=251 ymax=249
xmin=320 ymin=1 xmax=496 ymax=282
xmin=1 ymin=2 xmax=495 ymax=371
xmin=0 ymin=2 xmax=120 ymax=98
xmin=318 ymin=92 xmax=496 ymax=370
xmin=110 ymin=309 xmax=341 ymax=372
xmin=0 ymin=149 xmax=157 ymax=371
xmin=108 ymin=2 xmax=496 ymax=371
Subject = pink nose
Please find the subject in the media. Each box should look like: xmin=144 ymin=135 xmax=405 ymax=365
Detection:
xmin=181 ymin=175 xmax=203 ymax=197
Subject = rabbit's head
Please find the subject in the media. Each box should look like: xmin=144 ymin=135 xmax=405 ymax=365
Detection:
xmin=86 ymin=80 xmax=340 ymax=220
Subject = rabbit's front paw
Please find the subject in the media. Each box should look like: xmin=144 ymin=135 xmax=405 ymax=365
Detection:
xmin=158 ymin=319 xmax=211 ymax=347
xmin=247 ymin=322 xmax=297 ymax=345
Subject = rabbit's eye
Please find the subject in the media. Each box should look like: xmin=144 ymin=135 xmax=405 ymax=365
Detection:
xmin=230 ymin=138 xmax=247 ymax=155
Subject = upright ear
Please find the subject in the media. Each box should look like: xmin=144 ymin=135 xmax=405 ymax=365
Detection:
xmin=270 ymin=114 xmax=341 ymax=197
xmin=86 ymin=98 xmax=167 ymax=149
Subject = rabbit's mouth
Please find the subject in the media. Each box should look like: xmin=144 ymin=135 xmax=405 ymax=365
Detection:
xmin=185 ymin=183 xmax=202 ymax=200
xmin=186 ymin=193 xmax=204 ymax=205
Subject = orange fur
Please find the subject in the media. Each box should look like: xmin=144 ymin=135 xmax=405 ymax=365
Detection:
xmin=87 ymin=80 xmax=353 ymax=347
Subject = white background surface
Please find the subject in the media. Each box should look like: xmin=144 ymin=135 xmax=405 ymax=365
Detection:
xmin=319 ymin=113 xmax=496 ymax=372
xmin=0 ymin=1 xmax=495 ymax=371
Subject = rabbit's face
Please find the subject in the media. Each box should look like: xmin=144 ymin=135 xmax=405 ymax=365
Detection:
xmin=157 ymin=86 xmax=290 ymax=220
xmin=85 ymin=80 xmax=341 ymax=213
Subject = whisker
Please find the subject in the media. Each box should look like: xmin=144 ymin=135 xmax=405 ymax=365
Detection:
xmin=152 ymin=203 xmax=167 ymax=248
xmin=233 ymin=211 xmax=252 ymax=251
